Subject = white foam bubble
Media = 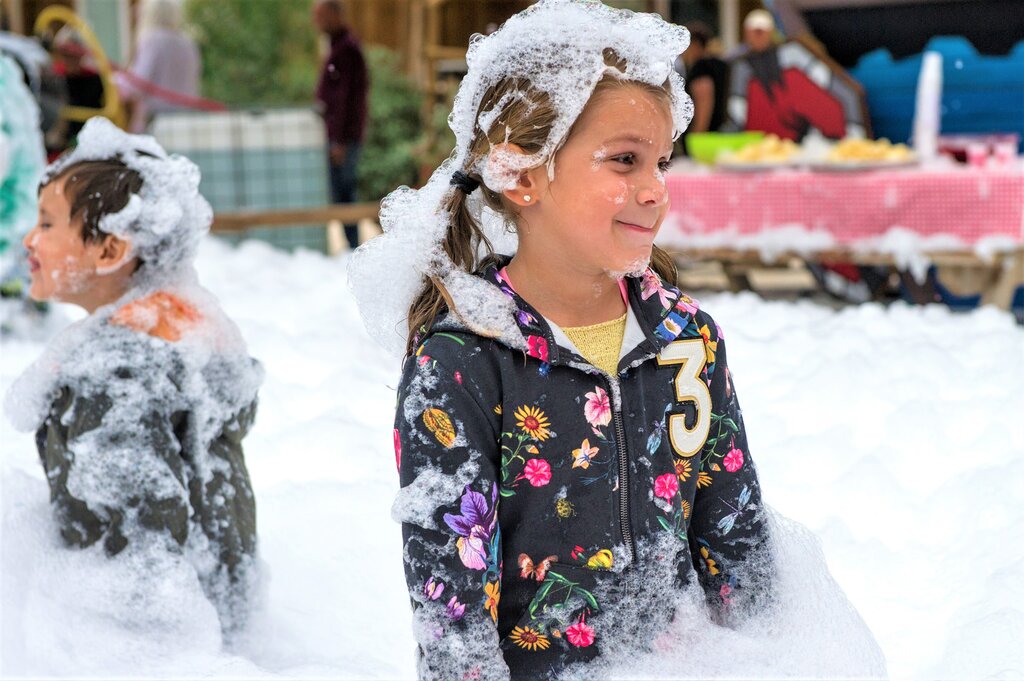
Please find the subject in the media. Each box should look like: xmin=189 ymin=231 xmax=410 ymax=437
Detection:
xmin=350 ymin=0 xmax=694 ymax=356
xmin=41 ymin=117 xmax=213 ymax=282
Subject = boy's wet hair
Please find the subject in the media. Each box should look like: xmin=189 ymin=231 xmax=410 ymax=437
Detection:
xmin=43 ymin=158 xmax=145 ymax=244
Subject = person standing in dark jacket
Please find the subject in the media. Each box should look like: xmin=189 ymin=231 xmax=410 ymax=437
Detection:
xmin=676 ymin=22 xmax=728 ymax=156
xmin=379 ymin=4 xmax=775 ymax=679
xmin=313 ymin=0 xmax=368 ymax=250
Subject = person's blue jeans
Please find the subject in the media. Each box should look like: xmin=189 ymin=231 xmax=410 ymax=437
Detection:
xmin=327 ymin=142 xmax=362 ymax=249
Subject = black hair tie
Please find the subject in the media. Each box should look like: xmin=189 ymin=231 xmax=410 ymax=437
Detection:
xmin=450 ymin=170 xmax=481 ymax=194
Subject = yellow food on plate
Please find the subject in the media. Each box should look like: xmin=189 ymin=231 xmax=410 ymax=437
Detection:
xmin=826 ymin=138 xmax=914 ymax=163
xmin=718 ymin=134 xmax=799 ymax=164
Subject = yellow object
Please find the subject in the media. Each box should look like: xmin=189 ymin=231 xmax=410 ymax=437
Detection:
xmin=34 ymin=5 xmax=127 ymax=129
xmin=586 ymin=548 xmax=614 ymax=569
xmin=826 ymin=137 xmax=913 ymax=162
xmin=718 ymin=133 xmax=799 ymax=164
xmin=422 ymin=408 xmax=456 ymax=448
xmin=562 ymin=313 xmax=627 ymax=376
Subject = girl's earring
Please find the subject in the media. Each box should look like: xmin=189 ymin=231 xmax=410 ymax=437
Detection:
xmin=523 ymin=195 xmax=532 ymax=203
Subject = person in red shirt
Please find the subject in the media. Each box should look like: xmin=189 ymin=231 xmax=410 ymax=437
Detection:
xmin=727 ymin=10 xmax=848 ymax=142
xmin=313 ymin=0 xmax=369 ymax=250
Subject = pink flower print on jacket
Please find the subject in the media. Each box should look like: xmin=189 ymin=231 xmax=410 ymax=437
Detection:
xmin=640 ymin=269 xmax=673 ymax=310
xmin=522 ymin=458 xmax=552 ymax=487
xmin=653 ymin=473 xmax=679 ymax=501
xmin=526 ymin=335 xmax=549 ymax=362
xmin=675 ymin=292 xmax=700 ymax=317
xmin=723 ymin=447 xmax=745 ymax=472
xmin=584 ymin=387 xmax=611 ymax=428
xmin=566 ymin=618 xmax=596 ymax=647
xmin=393 ymin=428 xmax=402 ymax=472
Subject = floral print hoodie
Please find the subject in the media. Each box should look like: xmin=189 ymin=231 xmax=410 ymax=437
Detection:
xmin=395 ymin=258 xmax=771 ymax=680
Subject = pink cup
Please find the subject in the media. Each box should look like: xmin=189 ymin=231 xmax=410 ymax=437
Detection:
xmin=992 ymin=141 xmax=1017 ymax=166
xmin=966 ymin=141 xmax=989 ymax=168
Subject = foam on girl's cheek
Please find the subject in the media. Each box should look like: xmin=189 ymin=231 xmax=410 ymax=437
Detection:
xmin=605 ymin=181 xmax=630 ymax=206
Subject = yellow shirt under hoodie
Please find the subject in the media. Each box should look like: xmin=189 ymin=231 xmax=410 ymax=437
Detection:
xmin=498 ymin=267 xmax=628 ymax=376
xmin=561 ymin=313 xmax=627 ymax=376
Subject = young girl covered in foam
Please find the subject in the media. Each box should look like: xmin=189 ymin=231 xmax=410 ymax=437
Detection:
xmin=4 ymin=117 xmax=262 ymax=639
xmin=351 ymin=1 xmax=772 ymax=678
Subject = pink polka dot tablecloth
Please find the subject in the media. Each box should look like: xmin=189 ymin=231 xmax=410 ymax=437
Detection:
xmin=662 ymin=165 xmax=1024 ymax=246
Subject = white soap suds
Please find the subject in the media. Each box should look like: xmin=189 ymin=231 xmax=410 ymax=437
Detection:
xmin=350 ymin=0 xmax=693 ymax=356
xmin=562 ymin=512 xmax=887 ymax=679
xmin=41 ymin=117 xmax=213 ymax=279
xmin=4 ymin=119 xmax=263 ymax=642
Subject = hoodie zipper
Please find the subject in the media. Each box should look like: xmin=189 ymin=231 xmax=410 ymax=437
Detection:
xmin=606 ymin=375 xmax=636 ymax=565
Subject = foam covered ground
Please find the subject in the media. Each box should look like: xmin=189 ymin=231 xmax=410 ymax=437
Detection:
xmin=2 ymin=237 xmax=1021 ymax=679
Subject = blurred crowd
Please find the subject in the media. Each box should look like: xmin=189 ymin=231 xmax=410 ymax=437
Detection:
xmin=1 ymin=0 xmax=200 ymax=161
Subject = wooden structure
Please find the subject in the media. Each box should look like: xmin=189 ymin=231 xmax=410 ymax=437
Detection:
xmin=210 ymin=203 xmax=381 ymax=233
xmin=669 ymin=246 xmax=1024 ymax=315
xmin=342 ymin=0 xmax=672 ymax=139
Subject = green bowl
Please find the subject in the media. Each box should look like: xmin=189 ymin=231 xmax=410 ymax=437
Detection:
xmin=685 ymin=132 xmax=766 ymax=165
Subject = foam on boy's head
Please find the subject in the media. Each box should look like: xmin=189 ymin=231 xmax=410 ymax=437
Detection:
xmin=41 ymin=117 xmax=212 ymax=279
xmin=50 ymin=159 xmax=144 ymax=245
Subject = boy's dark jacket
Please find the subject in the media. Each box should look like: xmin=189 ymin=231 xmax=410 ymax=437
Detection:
xmin=396 ymin=258 xmax=772 ymax=680
xmin=31 ymin=290 xmax=260 ymax=633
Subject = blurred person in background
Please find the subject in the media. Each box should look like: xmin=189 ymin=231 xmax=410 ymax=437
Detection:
xmin=675 ymin=21 xmax=727 ymax=156
xmin=116 ymin=0 xmax=200 ymax=133
xmin=741 ymin=8 xmax=777 ymax=57
xmin=50 ymin=26 xmax=103 ymax=149
xmin=312 ymin=0 xmax=368 ymax=251
xmin=726 ymin=9 xmax=846 ymax=141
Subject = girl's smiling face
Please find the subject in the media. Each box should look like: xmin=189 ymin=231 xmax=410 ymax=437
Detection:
xmin=518 ymin=84 xmax=674 ymax=276
xmin=23 ymin=178 xmax=105 ymax=304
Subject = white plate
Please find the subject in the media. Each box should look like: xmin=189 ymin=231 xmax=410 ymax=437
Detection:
xmin=715 ymin=159 xmax=800 ymax=172
xmin=809 ymin=158 xmax=919 ymax=172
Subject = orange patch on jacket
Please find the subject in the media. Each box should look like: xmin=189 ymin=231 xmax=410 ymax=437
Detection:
xmin=110 ymin=292 xmax=201 ymax=342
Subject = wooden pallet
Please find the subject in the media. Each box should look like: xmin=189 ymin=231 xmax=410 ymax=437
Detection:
xmin=668 ymin=247 xmax=1024 ymax=313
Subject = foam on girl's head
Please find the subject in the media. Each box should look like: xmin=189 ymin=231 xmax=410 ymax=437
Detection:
xmin=452 ymin=0 xmax=692 ymax=186
xmin=350 ymin=0 xmax=693 ymax=356
xmin=41 ymin=116 xmax=212 ymax=281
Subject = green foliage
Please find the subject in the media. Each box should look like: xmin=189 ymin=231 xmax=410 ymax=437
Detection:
xmin=186 ymin=0 xmax=318 ymax=107
xmin=185 ymin=2 xmax=423 ymax=201
xmin=358 ymin=47 xmax=423 ymax=201
xmin=415 ymin=84 xmax=458 ymax=184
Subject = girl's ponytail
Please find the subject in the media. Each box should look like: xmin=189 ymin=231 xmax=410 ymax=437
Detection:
xmin=404 ymin=77 xmax=553 ymax=356
xmin=406 ymin=179 xmax=496 ymax=355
